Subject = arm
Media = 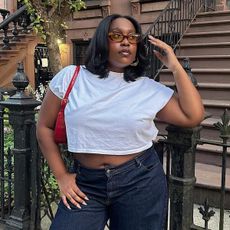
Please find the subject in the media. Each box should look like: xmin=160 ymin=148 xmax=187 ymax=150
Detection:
xmin=36 ymin=89 xmax=88 ymax=209
xmin=148 ymin=35 xmax=205 ymax=127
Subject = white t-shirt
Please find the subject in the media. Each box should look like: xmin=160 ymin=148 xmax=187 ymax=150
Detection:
xmin=49 ymin=65 xmax=174 ymax=155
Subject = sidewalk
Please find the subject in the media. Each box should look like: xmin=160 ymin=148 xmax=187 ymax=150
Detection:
xmin=41 ymin=203 xmax=230 ymax=230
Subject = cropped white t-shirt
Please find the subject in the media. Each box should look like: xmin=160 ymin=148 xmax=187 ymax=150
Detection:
xmin=49 ymin=65 xmax=174 ymax=155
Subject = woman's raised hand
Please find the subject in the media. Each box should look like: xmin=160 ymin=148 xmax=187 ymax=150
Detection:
xmin=148 ymin=35 xmax=181 ymax=73
xmin=57 ymin=172 xmax=89 ymax=210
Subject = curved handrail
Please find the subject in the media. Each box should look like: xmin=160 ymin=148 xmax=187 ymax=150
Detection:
xmin=0 ymin=5 xmax=27 ymax=29
xmin=143 ymin=0 xmax=207 ymax=79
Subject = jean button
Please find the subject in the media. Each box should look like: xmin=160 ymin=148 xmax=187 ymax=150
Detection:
xmin=105 ymin=168 xmax=111 ymax=178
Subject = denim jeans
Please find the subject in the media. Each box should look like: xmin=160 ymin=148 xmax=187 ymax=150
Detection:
xmin=50 ymin=146 xmax=168 ymax=230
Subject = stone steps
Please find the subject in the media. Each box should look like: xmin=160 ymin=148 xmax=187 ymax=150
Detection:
xmin=187 ymin=19 xmax=230 ymax=33
xmin=196 ymin=143 xmax=230 ymax=167
xmin=202 ymin=99 xmax=230 ymax=117
xmin=195 ymin=10 xmax=230 ymax=22
xmin=181 ymin=31 xmax=230 ymax=44
xmin=162 ymin=81 xmax=230 ymax=101
xmin=177 ymin=55 xmax=230 ymax=68
xmin=177 ymin=42 xmax=230 ymax=56
xmin=160 ymin=68 xmax=230 ymax=84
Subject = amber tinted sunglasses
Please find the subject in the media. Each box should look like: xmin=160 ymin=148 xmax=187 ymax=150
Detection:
xmin=108 ymin=32 xmax=141 ymax=44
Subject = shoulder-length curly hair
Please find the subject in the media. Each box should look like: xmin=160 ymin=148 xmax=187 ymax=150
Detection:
xmin=84 ymin=14 xmax=148 ymax=82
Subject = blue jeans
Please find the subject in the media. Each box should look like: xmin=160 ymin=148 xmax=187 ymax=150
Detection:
xmin=50 ymin=146 xmax=168 ymax=230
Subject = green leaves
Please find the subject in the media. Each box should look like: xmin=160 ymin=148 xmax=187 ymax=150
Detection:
xmin=18 ymin=0 xmax=86 ymax=41
xmin=68 ymin=0 xmax=86 ymax=11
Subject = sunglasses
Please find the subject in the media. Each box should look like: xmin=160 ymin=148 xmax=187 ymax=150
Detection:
xmin=108 ymin=32 xmax=141 ymax=44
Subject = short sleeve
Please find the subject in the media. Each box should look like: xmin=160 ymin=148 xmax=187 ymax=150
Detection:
xmin=153 ymin=81 xmax=174 ymax=112
xmin=49 ymin=65 xmax=77 ymax=99
xmin=141 ymin=77 xmax=174 ymax=114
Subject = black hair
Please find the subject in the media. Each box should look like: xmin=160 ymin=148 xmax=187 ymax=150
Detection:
xmin=84 ymin=14 xmax=149 ymax=82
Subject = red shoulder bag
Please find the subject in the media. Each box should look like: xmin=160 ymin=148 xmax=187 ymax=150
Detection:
xmin=54 ymin=66 xmax=80 ymax=144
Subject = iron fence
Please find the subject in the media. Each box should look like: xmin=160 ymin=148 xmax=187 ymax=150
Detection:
xmin=143 ymin=0 xmax=216 ymax=80
xmin=0 ymin=92 xmax=77 ymax=228
xmin=1 ymin=0 xmax=228 ymax=229
xmin=155 ymin=110 xmax=230 ymax=230
xmin=1 ymin=67 xmax=229 ymax=230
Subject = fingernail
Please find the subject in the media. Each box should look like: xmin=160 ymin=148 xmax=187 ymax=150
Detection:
xmin=67 ymin=205 xmax=71 ymax=210
xmin=77 ymin=204 xmax=82 ymax=209
xmin=85 ymin=196 xmax=89 ymax=200
xmin=82 ymin=201 xmax=87 ymax=205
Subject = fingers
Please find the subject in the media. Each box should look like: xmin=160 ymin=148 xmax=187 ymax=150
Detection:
xmin=58 ymin=173 xmax=89 ymax=210
xmin=148 ymin=34 xmax=181 ymax=72
xmin=148 ymin=34 xmax=172 ymax=55
xmin=62 ymin=195 xmax=71 ymax=210
xmin=61 ymin=188 xmax=89 ymax=210
xmin=153 ymin=50 xmax=164 ymax=62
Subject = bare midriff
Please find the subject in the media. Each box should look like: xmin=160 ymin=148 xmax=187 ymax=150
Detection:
xmin=72 ymin=152 xmax=143 ymax=169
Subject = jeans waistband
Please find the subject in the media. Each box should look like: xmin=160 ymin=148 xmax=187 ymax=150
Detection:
xmin=74 ymin=145 xmax=156 ymax=176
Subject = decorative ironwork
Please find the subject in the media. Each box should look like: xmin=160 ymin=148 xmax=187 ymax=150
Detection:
xmin=204 ymin=0 xmax=216 ymax=11
xmin=214 ymin=110 xmax=230 ymax=230
xmin=0 ymin=8 xmax=10 ymax=50
xmin=182 ymin=58 xmax=198 ymax=87
xmin=143 ymin=0 xmax=215 ymax=80
xmin=2 ymin=1 xmax=227 ymax=230
xmin=166 ymin=125 xmax=201 ymax=230
xmin=0 ymin=5 xmax=31 ymax=50
xmin=197 ymin=110 xmax=230 ymax=230
xmin=198 ymin=198 xmax=215 ymax=230
xmin=0 ymin=63 xmax=41 ymax=229
xmin=214 ymin=109 xmax=230 ymax=138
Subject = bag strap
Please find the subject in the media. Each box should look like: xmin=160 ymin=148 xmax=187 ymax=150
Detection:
xmin=60 ymin=66 xmax=80 ymax=110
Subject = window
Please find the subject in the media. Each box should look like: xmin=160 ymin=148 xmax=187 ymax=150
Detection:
xmin=73 ymin=41 xmax=90 ymax=66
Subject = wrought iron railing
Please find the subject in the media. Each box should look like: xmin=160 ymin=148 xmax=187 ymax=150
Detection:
xmin=2 ymin=0 xmax=227 ymax=229
xmin=2 ymin=61 xmax=228 ymax=230
xmin=0 ymin=5 xmax=31 ymax=50
xmin=196 ymin=111 xmax=230 ymax=230
xmin=156 ymin=110 xmax=230 ymax=230
xmin=143 ymin=0 xmax=215 ymax=80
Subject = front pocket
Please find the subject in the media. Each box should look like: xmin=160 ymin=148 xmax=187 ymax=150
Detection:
xmin=140 ymin=154 xmax=160 ymax=172
xmin=141 ymin=161 xmax=158 ymax=171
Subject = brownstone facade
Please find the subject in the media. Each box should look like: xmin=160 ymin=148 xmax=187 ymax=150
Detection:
xmin=2 ymin=0 xmax=230 ymax=79
xmin=65 ymin=0 xmax=230 ymax=66
xmin=66 ymin=0 xmax=170 ymax=65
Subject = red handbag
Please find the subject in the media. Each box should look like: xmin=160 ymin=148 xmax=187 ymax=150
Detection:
xmin=54 ymin=66 xmax=80 ymax=144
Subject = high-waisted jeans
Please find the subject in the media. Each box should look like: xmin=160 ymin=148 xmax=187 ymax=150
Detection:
xmin=50 ymin=146 xmax=168 ymax=230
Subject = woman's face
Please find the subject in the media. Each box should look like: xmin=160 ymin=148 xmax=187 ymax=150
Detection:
xmin=108 ymin=18 xmax=138 ymax=73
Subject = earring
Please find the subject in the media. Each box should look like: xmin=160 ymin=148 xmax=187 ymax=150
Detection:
xmin=130 ymin=58 xmax=139 ymax=67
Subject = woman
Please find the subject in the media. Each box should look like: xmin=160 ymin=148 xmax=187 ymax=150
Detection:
xmin=36 ymin=14 xmax=204 ymax=230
